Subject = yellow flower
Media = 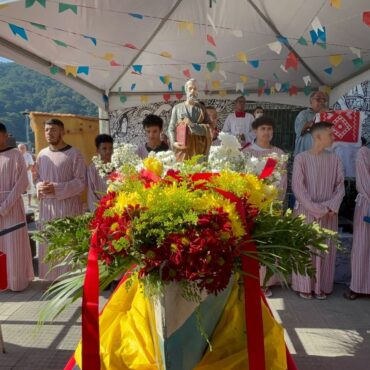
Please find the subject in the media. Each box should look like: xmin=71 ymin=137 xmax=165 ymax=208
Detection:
xmin=143 ymin=157 xmax=163 ymax=177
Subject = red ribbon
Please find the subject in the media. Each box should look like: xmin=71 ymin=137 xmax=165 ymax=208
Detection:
xmin=0 ymin=252 xmax=7 ymax=290
xmin=259 ymin=158 xmax=278 ymax=180
xmin=82 ymin=231 xmax=100 ymax=370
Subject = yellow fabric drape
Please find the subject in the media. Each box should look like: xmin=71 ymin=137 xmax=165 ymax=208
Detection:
xmin=74 ymin=278 xmax=287 ymax=370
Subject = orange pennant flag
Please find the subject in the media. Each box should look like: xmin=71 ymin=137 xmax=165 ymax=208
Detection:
xmin=329 ymin=54 xmax=343 ymax=67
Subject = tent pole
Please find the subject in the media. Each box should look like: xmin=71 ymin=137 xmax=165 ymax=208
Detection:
xmin=98 ymin=108 xmax=110 ymax=134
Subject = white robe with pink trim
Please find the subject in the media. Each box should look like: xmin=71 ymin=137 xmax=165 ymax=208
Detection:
xmin=291 ymin=151 xmax=345 ymax=295
xmin=0 ymin=148 xmax=34 ymax=291
xmin=350 ymin=146 xmax=370 ymax=294
xmin=35 ymin=146 xmax=86 ymax=281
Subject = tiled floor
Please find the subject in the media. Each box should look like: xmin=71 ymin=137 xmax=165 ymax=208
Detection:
xmin=1 ymin=281 xmax=369 ymax=369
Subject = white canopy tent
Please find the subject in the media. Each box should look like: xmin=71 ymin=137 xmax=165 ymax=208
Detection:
xmin=0 ymin=0 xmax=369 ymax=111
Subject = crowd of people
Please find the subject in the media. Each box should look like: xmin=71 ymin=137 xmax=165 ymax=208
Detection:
xmin=0 ymin=92 xmax=369 ymax=304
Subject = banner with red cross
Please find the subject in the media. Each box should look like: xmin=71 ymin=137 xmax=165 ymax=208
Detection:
xmin=317 ymin=110 xmax=362 ymax=144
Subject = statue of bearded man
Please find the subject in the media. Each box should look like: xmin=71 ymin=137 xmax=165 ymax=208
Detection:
xmin=168 ymin=79 xmax=212 ymax=162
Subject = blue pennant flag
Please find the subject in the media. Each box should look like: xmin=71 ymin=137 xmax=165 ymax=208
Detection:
xmin=192 ymin=63 xmax=201 ymax=71
xmin=129 ymin=13 xmax=144 ymax=19
xmin=248 ymin=60 xmax=259 ymax=68
xmin=276 ymin=35 xmax=289 ymax=46
xmin=131 ymin=83 xmax=136 ymax=91
xmin=9 ymin=24 xmax=28 ymax=41
xmin=324 ymin=67 xmax=333 ymax=75
xmin=83 ymin=35 xmax=97 ymax=46
xmin=77 ymin=66 xmax=89 ymax=75
xmin=168 ymin=82 xmax=173 ymax=91
xmin=132 ymin=65 xmax=142 ymax=74
xmin=281 ymin=82 xmax=290 ymax=92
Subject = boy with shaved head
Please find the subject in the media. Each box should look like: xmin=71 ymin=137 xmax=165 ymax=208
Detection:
xmin=292 ymin=121 xmax=345 ymax=299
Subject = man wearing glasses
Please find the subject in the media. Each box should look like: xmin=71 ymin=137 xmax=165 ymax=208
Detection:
xmin=294 ymin=91 xmax=329 ymax=155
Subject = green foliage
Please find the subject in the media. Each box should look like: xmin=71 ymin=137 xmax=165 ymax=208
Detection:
xmin=0 ymin=62 xmax=98 ymax=143
xmin=252 ymin=209 xmax=339 ymax=286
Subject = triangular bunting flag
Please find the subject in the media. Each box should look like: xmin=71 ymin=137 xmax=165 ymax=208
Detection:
xmin=219 ymin=70 xmax=227 ymax=80
xmin=53 ymin=39 xmax=68 ymax=47
xmin=77 ymin=66 xmax=89 ymax=75
xmin=303 ymin=75 xmax=311 ymax=86
xmin=350 ymin=47 xmax=361 ymax=58
xmin=120 ymin=95 xmax=127 ymax=104
xmin=83 ymin=35 xmax=97 ymax=46
xmin=30 ymin=22 xmax=46 ymax=30
xmin=110 ymin=60 xmax=121 ymax=66
xmin=65 ymin=65 xmax=77 ymax=77
xmin=268 ymin=41 xmax=282 ymax=55
xmin=248 ymin=60 xmax=259 ymax=68
xmin=103 ymin=53 xmax=114 ymax=61
xmin=257 ymin=88 xmax=263 ymax=96
xmin=329 ymin=54 xmax=343 ymax=67
xmin=237 ymin=51 xmax=248 ymax=64
xmin=183 ymin=69 xmax=191 ymax=79
xmin=132 ymin=65 xmax=143 ymax=74
xmin=324 ymin=67 xmax=333 ymax=75
xmin=178 ymin=21 xmax=194 ymax=34
xmin=219 ymin=90 xmax=227 ymax=97
xmin=281 ymin=82 xmax=290 ymax=92
xmin=264 ymin=88 xmax=271 ymax=96
xmin=207 ymin=13 xmax=218 ymax=34
xmin=59 ymin=3 xmax=78 ymax=14
xmin=280 ymin=64 xmax=288 ymax=73
xmin=352 ymin=58 xmax=364 ymax=69
xmin=285 ymin=52 xmax=298 ymax=70
xmin=243 ymin=88 xmax=249 ymax=96
xmin=236 ymin=82 xmax=244 ymax=93
xmin=303 ymin=86 xmax=312 ymax=96
xmin=298 ymin=36 xmax=308 ymax=46
xmin=192 ymin=63 xmax=201 ymax=71
xmin=129 ymin=13 xmax=144 ymax=19
xmin=276 ymin=36 xmax=289 ymax=46
xmin=330 ymin=0 xmax=341 ymax=9
xmin=123 ymin=43 xmax=137 ymax=49
xmin=168 ymin=82 xmax=173 ymax=91
xmin=206 ymin=50 xmax=217 ymax=59
xmin=160 ymin=51 xmax=172 ymax=58
xmin=25 ymin=0 xmax=46 ymax=8
xmin=240 ymin=75 xmax=248 ymax=83
xmin=207 ymin=34 xmax=216 ymax=47
xmin=363 ymin=11 xmax=370 ymax=27
xmin=212 ymin=80 xmax=221 ymax=89
xmin=273 ymin=73 xmax=279 ymax=81
xmin=207 ymin=61 xmax=217 ymax=72
xmin=275 ymin=82 xmax=282 ymax=92
xmin=8 ymin=24 xmax=28 ymax=41
xmin=141 ymin=96 xmax=149 ymax=103
xmin=131 ymin=83 xmax=136 ymax=91
xmin=163 ymin=93 xmax=171 ymax=102
xmin=289 ymin=85 xmax=298 ymax=96
xmin=49 ymin=65 xmax=58 ymax=75
xmin=175 ymin=93 xmax=183 ymax=100
xmin=258 ymin=79 xmax=265 ymax=88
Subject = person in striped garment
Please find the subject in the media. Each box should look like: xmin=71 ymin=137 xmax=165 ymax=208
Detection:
xmin=0 ymin=122 xmax=34 ymax=291
xmin=87 ymin=134 xmax=113 ymax=212
xmin=243 ymin=116 xmax=287 ymax=297
xmin=345 ymin=140 xmax=370 ymax=300
xmin=35 ymin=118 xmax=86 ymax=281
xmin=292 ymin=121 xmax=345 ymax=299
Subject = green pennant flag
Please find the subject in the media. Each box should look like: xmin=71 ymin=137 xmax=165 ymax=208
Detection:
xmin=206 ymin=50 xmax=217 ymax=59
xmin=352 ymin=57 xmax=364 ymax=69
xmin=59 ymin=2 xmax=78 ymax=14
xmin=49 ymin=65 xmax=58 ymax=75
xmin=207 ymin=61 xmax=217 ymax=72
xmin=298 ymin=36 xmax=307 ymax=46
xmin=258 ymin=79 xmax=265 ymax=88
xmin=25 ymin=0 xmax=46 ymax=8
xmin=120 ymin=95 xmax=127 ymax=104
xmin=53 ymin=39 xmax=68 ymax=47
xmin=303 ymin=86 xmax=312 ymax=96
xmin=30 ymin=22 xmax=46 ymax=30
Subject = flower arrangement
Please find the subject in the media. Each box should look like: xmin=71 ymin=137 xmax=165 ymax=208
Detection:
xmin=36 ymin=139 xmax=336 ymax=320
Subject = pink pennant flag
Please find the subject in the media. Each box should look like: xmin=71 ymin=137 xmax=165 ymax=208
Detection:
xmin=123 ymin=43 xmax=137 ymax=49
xmin=110 ymin=60 xmax=121 ymax=66
xmin=207 ymin=34 xmax=216 ymax=47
